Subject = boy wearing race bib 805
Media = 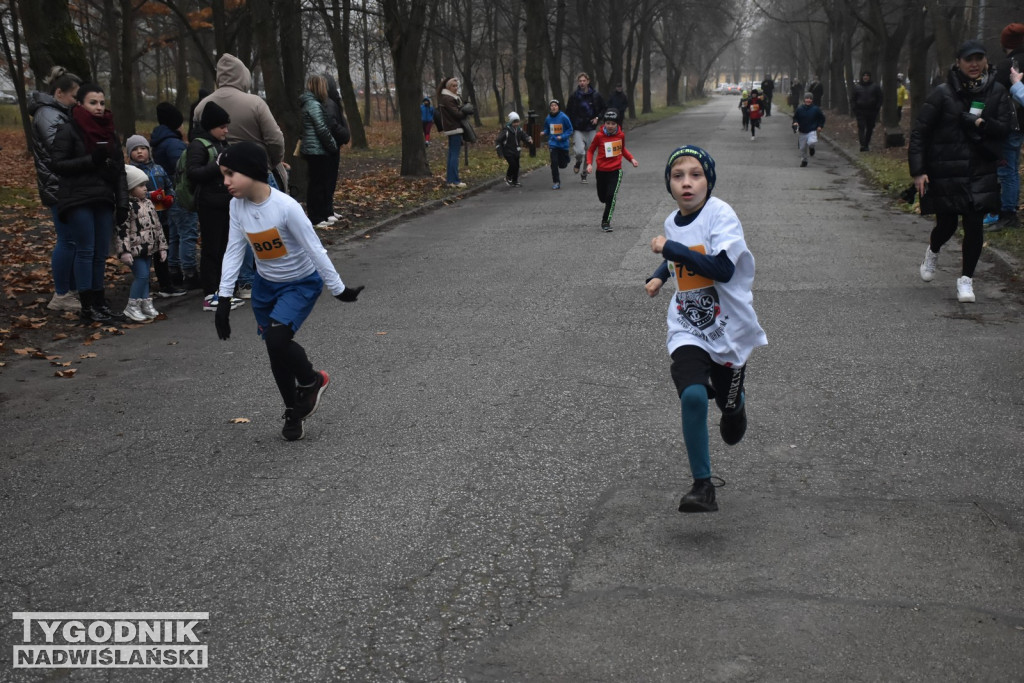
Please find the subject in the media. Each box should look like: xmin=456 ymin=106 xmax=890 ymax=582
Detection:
xmin=645 ymin=146 xmax=767 ymax=513
xmin=212 ymin=141 xmax=365 ymax=442
xmin=585 ymin=109 xmax=639 ymax=232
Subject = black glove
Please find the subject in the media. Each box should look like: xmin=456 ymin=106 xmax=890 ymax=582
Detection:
xmin=115 ymin=205 xmax=129 ymax=226
xmin=335 ymin=285 xmax=364 ymax=302
xmin=215 ymin=297 xmax=232 ymax=340
xmin=91 ymin=147 xmax=109 ymax=167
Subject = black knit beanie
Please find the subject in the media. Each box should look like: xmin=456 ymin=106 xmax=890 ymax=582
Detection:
xmin=156 ymin=102 xmax=184 ymax=129
xmin=200 ymin=101 xmax=231 ymax=131
xmin=217 ymin=141 xmax=269 ymax=181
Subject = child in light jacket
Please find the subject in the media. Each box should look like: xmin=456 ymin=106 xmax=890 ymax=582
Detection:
xmin=116 ymin=165 xmax=168 ymax=322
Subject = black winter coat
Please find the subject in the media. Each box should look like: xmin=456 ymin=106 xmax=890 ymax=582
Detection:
xmin=908 ymin=67 xmax=1012 ymax=215
xmin=185 ymin=133 xmax=230 ymax=210
xmin=49 ymin=120 xmax=128 ymax=222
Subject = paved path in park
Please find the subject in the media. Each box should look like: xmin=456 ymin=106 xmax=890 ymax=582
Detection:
xmin=2 ymin=96 xmax=1022 ymax=681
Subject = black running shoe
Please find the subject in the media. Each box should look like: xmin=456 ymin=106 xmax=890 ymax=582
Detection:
xmin=720 ymin=404 xmax=747 ymax=445
xmin=573 ymin=162 xmax=581 ymax=174
xmin=678 ymin=478 xmax=719 ymax=513
xmin=293 ymin=370 xmax=329 ymax=420
xmin=282 ymin=408 xmax=304 ymax=441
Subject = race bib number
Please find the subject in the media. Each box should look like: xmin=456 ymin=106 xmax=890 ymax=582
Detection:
xmin=248 ymin=227 xmax=288 ymax=260
xmin=749 ymin=103 xmax=760 ymax=113
xmin=550 ymin=123 xmax=563 ymax=135
xmin=603 ymin=140 xmax=622 ymax=158
xmin=670 ymin=244 xmax=713 ymax=291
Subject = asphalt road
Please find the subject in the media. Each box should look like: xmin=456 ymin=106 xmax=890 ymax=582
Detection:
xmin=2 ymin=96 xmax=1023 ymax=682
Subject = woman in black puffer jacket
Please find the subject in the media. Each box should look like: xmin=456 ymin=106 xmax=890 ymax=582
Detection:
xmin=50 ymin=82 xmax=129 ymax=321
xmin=910 ymin=40 xmax=1012 ymax=303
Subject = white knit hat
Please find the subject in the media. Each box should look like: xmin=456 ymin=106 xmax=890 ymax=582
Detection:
xmin=124 ymin=164 xmax=149 ymax=191
xmin=507 ymin=111 xmax=520 ymax=123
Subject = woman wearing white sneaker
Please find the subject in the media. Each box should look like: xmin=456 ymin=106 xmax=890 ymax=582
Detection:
xmin=910 ymin=40 xmax=1012 ymax=302
xmin=298 ymin=75 xmax=340 ymax=228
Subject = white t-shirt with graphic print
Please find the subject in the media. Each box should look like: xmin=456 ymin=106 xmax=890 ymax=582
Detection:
xmin=218 ymin=187 xmax=345 ymax=299
xmin=663 ymin=196 xmax=767 ymax=367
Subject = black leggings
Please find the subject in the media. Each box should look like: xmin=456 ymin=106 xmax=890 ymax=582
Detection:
xmin=595 ymin=169 xmax=622 ymax=224
xmin=264 ymin=322 xmax=316 ymax=408
xmin=930 ymin=212 xmax=984 ymax=277
xmin=550 ymin=148 xmax=569 ymax=182
xmin=505 ymin=154 xmax=521 ymax=183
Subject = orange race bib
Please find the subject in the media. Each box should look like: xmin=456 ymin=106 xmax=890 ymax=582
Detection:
xmin=248 ymin=227 xmax=288 ymax=260
xmin=669 ymin=244 xmax=714 ymax=291
xmin=550 ymin=123 xmax=563 ymax=135
xmin=603 ymin=139 xmax=622 ymax=158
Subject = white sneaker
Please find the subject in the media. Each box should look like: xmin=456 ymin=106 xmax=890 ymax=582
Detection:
xmin=140 ymin=297 xmax=159 ymax=319
xmin=123 ymin=299 xmax=148 ymax=322
xmin=47 ymin=291 xmax=81 ymax=312
xmin=956 ymin=276 xmax=975 ymax=302
xmin=920 ymin=247 xmax=938 ymax=282
xmin=316 ymin=220 xmax=334 ymax=228
xmin=236 ymin=282 xmax=253 ymax=299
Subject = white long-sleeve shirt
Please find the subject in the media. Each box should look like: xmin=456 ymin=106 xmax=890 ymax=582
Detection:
xmin=218 ymin=187 xmax=345 ymax=299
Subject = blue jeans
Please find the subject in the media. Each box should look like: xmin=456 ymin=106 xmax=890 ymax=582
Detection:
xmin=50 ymin=206 xmax=76 ymax=294
xmin=160 ymin=212 xmax=179 ymax=272
xmin=129 ymin=256 xmax=152 ymax=299
xmin=446 ymin=133 xmax=463 ymax=183
xmin=64 ymin=203 xmax=113 ymax=291
xmin=998 ymin=130 xmax=1022 ymax=213
xmin=169 ymin=202 xmax=199 ymax=272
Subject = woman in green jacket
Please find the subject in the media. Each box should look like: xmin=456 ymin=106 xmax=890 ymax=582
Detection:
xmin=299 ymin=75 xmax=339 ymax=227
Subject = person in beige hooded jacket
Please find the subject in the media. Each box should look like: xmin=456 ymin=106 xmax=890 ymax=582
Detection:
xmin=194 ymin=53 xmax=289 ymax=298
xmin=193 ymin=54 xmax=287 ymax=191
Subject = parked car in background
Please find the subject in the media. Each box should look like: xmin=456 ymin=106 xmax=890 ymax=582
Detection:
xmin=0 ymin=91 xmax=18 ymax=104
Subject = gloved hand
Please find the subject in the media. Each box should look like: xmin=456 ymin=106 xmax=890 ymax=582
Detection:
xmin=215 ymin=296 xmax=232 ymax=340
xmin=335 ymin=285 xmax=364 ymax=302
xmin=115 ymin=205 xmax=129 ymax=225
xmin=159 ymin=250 xmax=167 ymax=262
xmin=91 ymin=147 xmax=109 ymax=167
xmin=148 ymin=189 xmax=165 ymax=203
xmin=119 ymin=253 xmax=134 ymax=265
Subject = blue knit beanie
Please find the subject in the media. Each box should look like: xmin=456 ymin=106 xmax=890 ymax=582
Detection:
xmin=664 ymin=145 xmax=716 ymax=197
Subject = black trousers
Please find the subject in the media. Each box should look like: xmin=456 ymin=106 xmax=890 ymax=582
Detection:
xmin=305 ymin=154 xmax=337 ymax=224
xmin=197 ymin=203 xmax=230 ymax=296
xmin=931 ymin=212 xmax=984 ymax=277
xmin=856 ymin=112 xmax=877 ymax=149
xmin=505 ymin=154 xmax=521 ymax=183
xmin=550 ymin=148 xmax=569 ymax=182
xmin=595 ymin=169 xmax=622 ymax=224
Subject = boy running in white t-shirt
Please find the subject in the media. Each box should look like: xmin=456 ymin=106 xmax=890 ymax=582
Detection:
xmin=213 ymin=141 xmax=364 ymax=441
xmin=645 ymin=146 xmax=767 ymax=512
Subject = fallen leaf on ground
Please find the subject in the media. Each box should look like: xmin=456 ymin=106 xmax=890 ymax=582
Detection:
xmin=230 ymin=417 xmax=251 ymax=424
xmin=54 ymin=368 xmax=77 ymax=378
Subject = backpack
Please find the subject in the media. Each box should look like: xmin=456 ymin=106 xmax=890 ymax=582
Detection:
xmin=174 ymin=138 xmax=215 ymax=211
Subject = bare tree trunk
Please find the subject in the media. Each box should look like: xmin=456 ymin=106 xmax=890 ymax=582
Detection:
xmin=16 ymin=0 xmax=91 ymax=86
xmin=381 ymin=0 xmax=432 ymax=176
xmin=109 ymin=0 xmax=137 ymax=137
xmin=523 ymin=0 xmax=546 ymax=114
xmin=314 ymin=0 xmax=368 ymax=149
xmin=2 ymin=0 xmax=34 ymax=150
xmin=361 ymin=0 xmax=371 ymax=125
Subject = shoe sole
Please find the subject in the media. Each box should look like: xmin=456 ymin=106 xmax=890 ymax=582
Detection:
xmin=282 ymin=425 xmax=305 ymax=441
xmin=678 ymin=499 xmax=719 ymax=513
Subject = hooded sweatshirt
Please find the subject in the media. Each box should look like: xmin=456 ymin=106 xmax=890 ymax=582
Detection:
xmin=193 ymin=54 xmax=285 ymax=166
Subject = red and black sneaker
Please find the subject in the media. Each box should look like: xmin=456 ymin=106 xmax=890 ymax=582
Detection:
xmin=293 ymin=370 xmax=330 ymax=420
